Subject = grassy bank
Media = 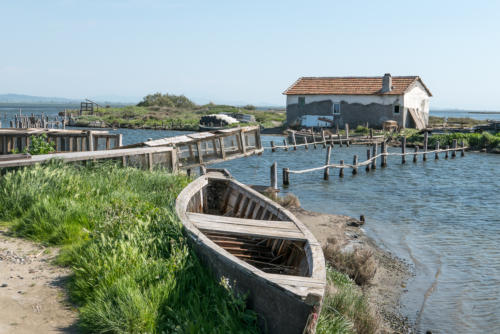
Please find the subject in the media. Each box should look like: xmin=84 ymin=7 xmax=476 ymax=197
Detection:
xmin=0 ymin=163 xmax=258 ymax=333
xmin=72 ymin=104 xmax=285 ymax=131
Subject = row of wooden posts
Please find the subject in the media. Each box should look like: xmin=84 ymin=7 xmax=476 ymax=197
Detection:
xmin=8 ymin=113 xmax=66 ymax=129
xmin=279 ymin=133 xmax=466 ymax=185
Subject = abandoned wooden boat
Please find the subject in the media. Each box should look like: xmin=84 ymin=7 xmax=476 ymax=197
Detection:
xmin=176 ymin=170 xmax=326 ymax=334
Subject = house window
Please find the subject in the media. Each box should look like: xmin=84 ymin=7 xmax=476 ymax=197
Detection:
xmin=333 ymin=103 xmax=340 ymax=115
xmin=394 ymin=105 xmax=400 ymax=114
xmin=298 ymin=97 xmax=305 ymax=107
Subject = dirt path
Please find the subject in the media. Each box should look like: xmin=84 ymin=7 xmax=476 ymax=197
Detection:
xmin=0 ymin=229 xmax=77 ymax=334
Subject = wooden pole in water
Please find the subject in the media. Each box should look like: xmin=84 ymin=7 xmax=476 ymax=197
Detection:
xmin=381 ymin=142 xmax=387 ymax=167
xmin=324 ymin=145 xmax=331 ymax=180
xmin=270 ymin=162 xmax=278 ymax=190
xmin=339 ymin=160 xmax=344 ymax=177
xmin=401 ymin=137 xmax=406 ymax=164
xmin=283 ymin=139 xmax=289 ymax=151
xmin=321 ymin=130 xmax=327 ymax=148
xmin=461 ymin=140 xmax=465 ymax=156
xmin=345 ymin=124 xmax=349 ymax=141
xmin=338 ymin=133 xmax=342 ymax=147
xmin=445 ymin=145 xmax=449 ymax=159
xmin=292 ymin=132 xmax=297 ymax=150
xmin=329 ymin=134 xmax=334 ymax=147
xmin=435 ymin=141 xmax=440 ymax=159
xmin=304 ymin=136 xmax=309 ymax=149
xmin=452 ymin=139 xmax=457 ymax=158
xmin=366 ymin=149 xmax=371 ymax=172
xmin=423 ymin=131 xmax=428 ymax=161
xmin=369 ymin=128 xmax=373 ymax=139
xmin=352 ymin=155 xmax=358 ymax=175
xmin=271 ymin=140 xmax=276 ymax=152
xmin=313 ymin=135 xmax=317 ymax=149
xmin=283 ymin=168 xmax=290 ymax=186
xmin=372 ymin=143 xmax=378 ymax=169
xmin=413 ymin=146 xmax=419 ymax=163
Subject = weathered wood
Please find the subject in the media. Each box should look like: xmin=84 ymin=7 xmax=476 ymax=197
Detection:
xmin=106 ymin=137 xmax=111 ymax=150
xmin=239 ymin=130 xmax=247 ymax=154
xmin=413 ymin=146 xmax=419 ymax=163
xmin=323 ymin=146 xmax=331 ymax=180
xmin=381 ymin=142 xmax=387 ymax=167
xmin=292 ymin=132 xmax=297 ymax=150
xmin=345 ymin=124 xmax=349 ymax=140
xmin=445 ymin=145 xmax=449 ymax=159
xmin=352 ymin=155 xmax=358 ymax=175
xmin=270 ymin=162 xmax=278 ymax=190
xmin=435 ymin=141 xmax=440 ymax=159
xmin=271 ymin=140 xmax=276 ymax=152
xmin=283 ymin=167 xmax=290 ymax=185
xmin=196 ymin=141 xmax=204 ymax=163
xmin=283 ymin=139 xmax=289 ymax=151
xmin=313 ymin=135 xmax=317 ymax=149
xmin=401 ymin=137 xmax=406 ymax=164
xmin=461 ymin=140 xmax=465 ymax=156
xmin=339 ymin=160 xmax=344 ymax=178
xmin=219 ymin=137 xmax=226 ymax=159
xmin=304 ymin=136 xmax=308 ymax=149
xmin=371 ymin=143 xmax=378 ymax=169
xmin=87 ymin=131 xmax=94 ymax=151
xmin=338 ymin=133 xmax=342 ymax=147
xmin=369 ymin=128 xmax=373 ymax=139
xmin=452 ymin=139 xmax=457 ymax=158
xmin=423 ymin=131 xmax=428 ymax=161
xmin=366 ymin=149 xmax=371 ymax=172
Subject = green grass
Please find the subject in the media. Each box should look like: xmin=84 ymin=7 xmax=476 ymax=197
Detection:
xmin=71 ymin=104 xmax=285 ymax=130
xmin=317 ymin=268 xmax=377 ymax=334
xmin=0 ymin=163 xmax=258 ymax=333
xmin=402 ymin=131 xmax=500 ymax=152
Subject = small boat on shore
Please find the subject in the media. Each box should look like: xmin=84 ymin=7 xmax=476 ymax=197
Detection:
xmin=176 ymin=170 xmax=326 ymax=334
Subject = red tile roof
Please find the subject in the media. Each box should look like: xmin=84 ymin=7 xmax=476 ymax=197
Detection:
xmin=283 ymin=76 xmax=432 ymax=96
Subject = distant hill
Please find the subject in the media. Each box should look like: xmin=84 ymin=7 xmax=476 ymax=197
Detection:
xmin=0 ymin=94 xmax=80 ymax=104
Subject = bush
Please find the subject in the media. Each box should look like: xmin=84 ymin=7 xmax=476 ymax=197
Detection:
xmin=354 ymin=125 xmax=370 ymax=135
xmin=137 ymin=93 xmax=197 ymax=108
xmin=24 ymin=134 xmax=55 ymax=155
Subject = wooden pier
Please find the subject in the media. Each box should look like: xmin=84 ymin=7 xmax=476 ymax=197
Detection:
xmin=281 ymin=138 xmax=467 ymax=185
xmin=0 ymin=126 xmax=263 ymax=172
xmin=0 ymin=129 xmax=122 ymax=154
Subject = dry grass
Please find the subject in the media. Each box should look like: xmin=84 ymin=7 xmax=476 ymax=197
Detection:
xmin=276 ymin=194 xmax=301 ymax=208
xmin=323 ymin=238 xmax=377 ymax=286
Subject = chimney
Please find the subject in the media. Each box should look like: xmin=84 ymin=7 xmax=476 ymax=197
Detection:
xmin=382 ymin=73 xmax=392 ymax=93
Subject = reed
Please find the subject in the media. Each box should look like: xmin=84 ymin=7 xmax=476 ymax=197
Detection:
xmin=0 ymin=163 xmax=258 ymax=333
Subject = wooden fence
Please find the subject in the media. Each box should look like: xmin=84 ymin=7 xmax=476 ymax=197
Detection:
xmin=281 ymin=136 xmax=466 ymax=185
xmin=0 ymin=129 xmax=122 ymax=154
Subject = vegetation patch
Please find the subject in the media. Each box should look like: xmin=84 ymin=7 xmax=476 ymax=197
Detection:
xmin=0 ymin=163 xmax=258 ymax=333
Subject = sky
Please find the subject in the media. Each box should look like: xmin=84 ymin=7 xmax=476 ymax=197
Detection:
xmin=1 ymin=0 xmax=499 ymax=109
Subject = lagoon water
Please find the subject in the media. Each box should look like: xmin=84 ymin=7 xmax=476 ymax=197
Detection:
xmin=1 ymin=104 xmax=499 ymax=333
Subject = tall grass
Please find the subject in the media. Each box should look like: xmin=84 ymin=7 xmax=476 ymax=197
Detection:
xmin=0 ymin=163 xmax=258 ymax=333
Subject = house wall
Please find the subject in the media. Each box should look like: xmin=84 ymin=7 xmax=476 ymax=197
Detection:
xmin=286 ymin=94 xmax=404 ymax=128
xmin=403 ymin=81 xmax=430 ymax=127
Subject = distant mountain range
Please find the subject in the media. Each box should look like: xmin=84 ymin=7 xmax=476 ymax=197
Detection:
xmin=0 ymin=94 xmax=139 ymax=105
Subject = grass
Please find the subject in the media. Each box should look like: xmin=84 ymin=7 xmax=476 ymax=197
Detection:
xmin=428 ymin=115 xmax=487 ymax=127
xmin=70 ymin=104 xmax=285 ymax=131
xmin=402 ymin=131 xmax=500 ymax=152
xmin=317 ymin=268 xmax=378 ymax=334
xmin=0 ymin=163 xmax=258 ymax=333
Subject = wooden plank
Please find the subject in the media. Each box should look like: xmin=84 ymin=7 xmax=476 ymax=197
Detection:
xmin=187 ymin=213 xmax=298 ymax=230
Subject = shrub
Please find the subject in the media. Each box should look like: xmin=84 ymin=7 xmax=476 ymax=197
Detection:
xmin=24 ymin=134 xmax=55 ymax=155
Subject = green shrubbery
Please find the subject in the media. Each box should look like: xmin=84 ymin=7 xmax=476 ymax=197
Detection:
xmin=0 ymin=164 xmax=258 ymax=333
xmin=137 ymin=93 xmax=197 ymax=109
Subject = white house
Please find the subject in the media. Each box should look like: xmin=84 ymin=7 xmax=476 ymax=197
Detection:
xmin=283 ymin=74 xmax=432 ymax=129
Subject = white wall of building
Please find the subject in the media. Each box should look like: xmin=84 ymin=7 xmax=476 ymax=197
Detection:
xmin=403 ymin=81 xmax=431 ymax=114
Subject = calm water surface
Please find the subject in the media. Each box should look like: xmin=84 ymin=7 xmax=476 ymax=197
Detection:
xmin=1 ymin=105 xmax=499 ymax=333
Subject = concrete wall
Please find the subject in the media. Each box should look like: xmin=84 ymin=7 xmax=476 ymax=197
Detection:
xmin=403 ymin=81 xmax=430 ymax=126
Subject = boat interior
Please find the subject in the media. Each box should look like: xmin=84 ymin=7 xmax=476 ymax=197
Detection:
xmin=186 ymin=176 xmax=311 ymax=277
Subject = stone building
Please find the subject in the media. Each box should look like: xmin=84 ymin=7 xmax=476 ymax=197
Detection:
xmin=283 ymin=74 xmax=432 ymax=129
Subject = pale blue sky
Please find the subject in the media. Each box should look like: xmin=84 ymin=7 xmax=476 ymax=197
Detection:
xmin=1 ymin=0 xmax=499 ymax=109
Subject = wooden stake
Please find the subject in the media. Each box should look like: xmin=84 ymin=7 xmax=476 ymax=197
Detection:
xmin=413 ymin=146 xmax=419 ymax=163
xmin=292 ymin=132 xmax=297 ymax=150
xmin=271 ymin=162 xmax=278 ymax=189
xmin=283 ymin=168 xmax=289 ymax=185
xmin=324 ymin=146 xmax=331 ymax=180
xmin=381 ymin=142 xmax=387 ymax=167
xmin=370 ymin=128 xmax=373 ymax=139
xmin=321 ymin=130 xmax=326 ymax=148
xmin=339 ymin=160 xmax=344 ymax=177
xmin=352 ymin=155 xmax=358 ymax=175
xmin=338 ymin=133 xmax=342 ymax=147
xmin=345 ymin=124 xmax=349 ymax=140
xmin=461 ymin=140 xmax=465 ymax=156
xmin=304 ymin=136 xmax=309 ymax=149
xmin=372 ymin=143 xmax=378 ymax=169
xmin=271 ymin=140 xmax=276 ymax=152
xmin=283 ymin=139 xmax=288 ymax=151
xmin=366 ymin=149 xmax=371 ymax=172
xmin=452 ymin=139 xmax=457 ymax=158
xmin=435 ymin=141 xmax=440 ymax=159
xmin=423 ymin=131 xmax=428 ymax=161
xmin=445 ymin=145 xmax=449 ymax=159
xmin=401 ymin=137 xmax=406 ymax=164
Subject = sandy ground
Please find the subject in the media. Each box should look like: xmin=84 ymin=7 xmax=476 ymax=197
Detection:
xmin=291 ymin=207 xmax=412 ymax=334
xmin=0 ymin=228 xmax=77 ymax=334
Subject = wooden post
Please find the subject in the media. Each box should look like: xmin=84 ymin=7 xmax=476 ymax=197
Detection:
xmin=329 ymin=134 xmax=334 ymax=147
xmin=116 ymin=134 xmax=123 ymax=148
xmin=372 ymin=143 xmax=378 ymax=169
xmin=445 ymin=145 xmax=449 ymax=159
xmin=452 ymin=139 xmax=457 ymax=158
xmin=369 ymin=128 xmax=373 ymax=139
xmin=196 ymin=141 xmax=204 ymax=163
xmin=423 ymin=131 xmax=428 ymax=161
xmin=313 ymin=135 xmax=317 ymax=149
xmin=321 ymin=130 xmax=326 ymax=148
xmin=381 ymin=142 xmax=387 ymax=167
xmin=199 ymin=165 xmax=207 ymax=175
xmin=366 ymin=149 xmax=371 ymax=172
xmin=304 ymin=136 xmax=309 ymax=149
xmin=413 ymin=146 xmax=419 ymax=163
xmin=292 ymin=131 xmax=297 ymax=150
xmin=338 ymin=133 xmax=342 ymax=147
xmin=461 ymin=140 xmax=465 ymax=156
xmin=271 ymin=140 xmax=276 ymax=152
xmin=87 ymin=131 xmax=94 ymax=151
xmin=270 ymin=162 xmax=278 ymax=190
xmin=283 ymin=168 xmax=289 ymax=186
xmin=239 ymin=129 xmax=247 ymax=154
xmin=435 ymin=141 xmax=440 ymax=160
xmin=218 ymin=137 xmax=226 ymax=159
xmin=283 ymin=139 xmax=289 ymax=151
xmin=345 ymin=124 xmax=349 ymax=140
xmin=401 ymin=137 xmax=406 ymax=164
xmin=106 ymin=137 xmax=111 ymax=150
xmin=147 ymin=153 xmax=153 ymax=171
xmin=324 ymin=146 xmax=331 ymax=180
xmin=353 ymin=155 xmax=358 ymax=175
xmin=339 ymin=160 xmax=344 ymax=178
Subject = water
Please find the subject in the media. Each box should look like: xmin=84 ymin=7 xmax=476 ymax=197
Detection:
xmin=431 ymin=110 xmax=500 ymax=121
xmin=1 ymin=104 xmax=499 ymax=333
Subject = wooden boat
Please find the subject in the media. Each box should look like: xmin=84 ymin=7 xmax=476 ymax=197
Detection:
xmin=176 ymin=169 xmax=326 ymax=334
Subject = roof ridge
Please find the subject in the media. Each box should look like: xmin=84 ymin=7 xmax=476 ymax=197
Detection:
xmin=299 ymin=75 xmax=418 ymax=79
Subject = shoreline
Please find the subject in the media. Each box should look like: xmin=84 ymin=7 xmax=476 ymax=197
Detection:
xmin=290 ymin=207 xmax=413 ymax=333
